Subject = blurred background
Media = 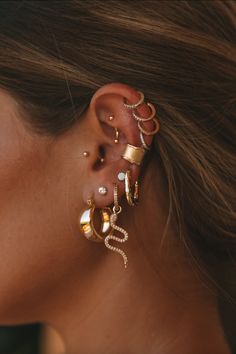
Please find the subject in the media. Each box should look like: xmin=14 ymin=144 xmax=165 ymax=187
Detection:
xmin=0 ymin=301 xmax=235 ymax=354
xmin=0 ymin=324 xmax=65 ymax=354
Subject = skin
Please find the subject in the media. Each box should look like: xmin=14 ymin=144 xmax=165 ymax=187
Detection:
xmin=0 ymin=83 xmax=231 ymax=354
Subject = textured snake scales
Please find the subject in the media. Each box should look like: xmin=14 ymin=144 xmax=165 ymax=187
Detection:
xmin=104 ymin=213 xmax=129 ymax=268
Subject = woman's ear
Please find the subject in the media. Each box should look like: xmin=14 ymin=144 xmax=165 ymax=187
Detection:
xmin=81 ymin=82 xmax=156 ymax=208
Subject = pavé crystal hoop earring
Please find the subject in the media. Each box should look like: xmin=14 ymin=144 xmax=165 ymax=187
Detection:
xmin=80 ymin=198 xmax=112 ymax=242
xmin=104 ymin=184 xmax=129 ymax=269
xmin=123 ymin=90 xmax=160 ymax=149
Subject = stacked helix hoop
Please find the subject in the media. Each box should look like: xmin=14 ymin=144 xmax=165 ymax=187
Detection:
xmin=80 ymin=90 xmax=160 ymax=268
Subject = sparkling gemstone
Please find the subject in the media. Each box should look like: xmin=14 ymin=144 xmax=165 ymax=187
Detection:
xmin=98 ymin=186 xmax=107 ymax=195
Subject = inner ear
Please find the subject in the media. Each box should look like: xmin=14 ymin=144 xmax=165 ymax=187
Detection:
xmin=92 ymin=145 xmax=105 ymax=171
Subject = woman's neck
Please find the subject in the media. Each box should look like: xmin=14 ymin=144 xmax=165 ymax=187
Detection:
xmin=40 ymin=158 xmax=230 ymax=354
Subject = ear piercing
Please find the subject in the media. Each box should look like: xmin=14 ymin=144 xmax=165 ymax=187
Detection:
xmin=117 ymin=171 xmax=125 ymax=182
xmin=79 ymin=198 xmax=112 ymax=242
xmin=98 ymin=186 xmax=108 ymax=195
xmin=124 ymin=170 xmax=139 ymax=206
xmin=79 ymin=89 xmax=159 ymax=270
xmin=118 ymin=170 xmax=139 ymax=206
xmin=114 ymin=128 xmax=119 ymax=144
xmin=83 ymin=151 xmax=90 ymax=157
xmin=140 ymin=131 xmax=151 ymax=151
xmin=104 ymin=184 xmax=129 ymax=269
xmin=122 ymin=144 xmax=146 ymax=166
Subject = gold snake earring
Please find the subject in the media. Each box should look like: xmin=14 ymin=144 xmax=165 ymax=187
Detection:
xmin=104 ymin=183 xmax=129 ymax=269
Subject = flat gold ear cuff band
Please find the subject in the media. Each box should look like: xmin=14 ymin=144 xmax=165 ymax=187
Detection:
xmin=122 ymin=144 xmax=146 ymax=166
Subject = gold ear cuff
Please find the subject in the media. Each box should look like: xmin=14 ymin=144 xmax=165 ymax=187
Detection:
xmin=122 ymin=144 xmax=146 ymax=166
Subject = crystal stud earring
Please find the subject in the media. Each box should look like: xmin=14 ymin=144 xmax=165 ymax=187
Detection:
xmin=98 ymin=186 xmax=108 ymax=195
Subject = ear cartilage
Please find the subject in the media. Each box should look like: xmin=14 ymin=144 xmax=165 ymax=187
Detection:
xmin=140 ymin=131 xmax=151 ymax=151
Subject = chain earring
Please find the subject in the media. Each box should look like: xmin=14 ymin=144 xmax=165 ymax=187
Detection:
xmin=104 ymin=184 xmax=129 ymax=269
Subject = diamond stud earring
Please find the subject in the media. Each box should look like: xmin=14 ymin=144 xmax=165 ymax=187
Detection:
xmin=98 ymin=186 xmax=108 ymax=195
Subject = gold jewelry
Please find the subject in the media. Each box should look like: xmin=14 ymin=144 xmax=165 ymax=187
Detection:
xmin=123 ymin=90 xmax=160 ymax=140
xmin=123 ymin=91 xmax=145 ymax=109
xmin=79 ymin=199 xmax=112 ymax=242
xmin=138 ymin=118 xmax=160 ymax=136
xmin=83 ymin=151 xmax=90 ymax=157
xmin=114 ymin=128 xmax=119 ymax=144
xmin=125 ymin=170 xmax=139 ymax=206
xmin=122 ymin=144 xmax=146 ymax=166
xmin=132 ymin=102 xmax=156 ymax=122
xmin=104 ymin=184 xmax=129 ymax=269
xmin=140 ymin=131 xmax=151 ymax=151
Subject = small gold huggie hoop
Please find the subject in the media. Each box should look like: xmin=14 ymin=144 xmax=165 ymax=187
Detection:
xmin=125 ymin=170 xmax=139 ymax=206
xmin=79 ymin=199 xmax=112 ymax=242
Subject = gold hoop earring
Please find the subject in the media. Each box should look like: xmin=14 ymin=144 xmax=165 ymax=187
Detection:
xmin=125 ymin=170 xmax=139 ymax=206
xmin=79 ymin=199 xmax=112 ymax=242
xmin=114 ymin=128 xmax=119 ymax=144
xmin=104 ymin=184 xmax=129 ymax=269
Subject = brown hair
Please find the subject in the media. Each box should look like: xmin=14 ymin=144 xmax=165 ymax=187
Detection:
xmin=0 ymin=0 xmax=235 ymax=345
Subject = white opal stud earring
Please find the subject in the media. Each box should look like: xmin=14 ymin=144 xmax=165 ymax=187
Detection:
xmin=118 ymin=171 xmax=125 ymax=182
xmin=98 ymin=186 xmax=108 ymax=195
xmin=108 ymin=115 xmax=114 ymax=121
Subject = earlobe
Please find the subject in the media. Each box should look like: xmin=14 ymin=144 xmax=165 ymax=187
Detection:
xmin=82 ymin=83 xmax=160 ymax=209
